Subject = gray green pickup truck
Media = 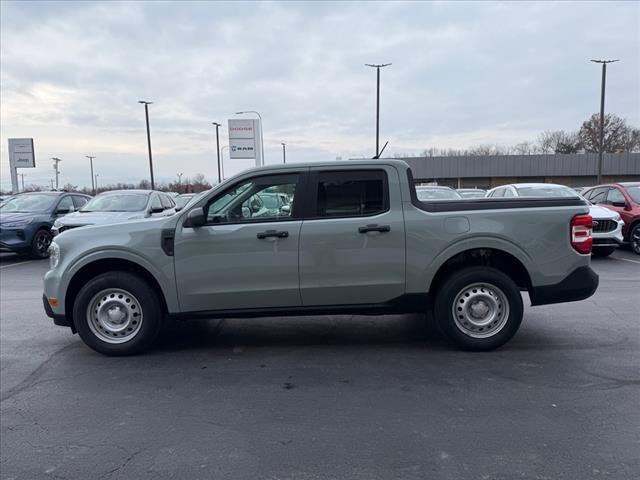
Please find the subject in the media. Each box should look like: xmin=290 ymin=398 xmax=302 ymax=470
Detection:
xmin=43 ymin=160 xmax=598 ymax=355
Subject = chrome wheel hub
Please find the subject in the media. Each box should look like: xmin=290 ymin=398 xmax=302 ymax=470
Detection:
xmin=452 ymin=282 xmax=510 ymax=338
xmin=86 ymin=288 xmax=143 ymax=344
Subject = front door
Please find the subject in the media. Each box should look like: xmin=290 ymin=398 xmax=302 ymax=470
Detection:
xmin=298 ymin=167 xmax=406 ymax=306
xmin=174 ymin=172 xmax=304 ymax=312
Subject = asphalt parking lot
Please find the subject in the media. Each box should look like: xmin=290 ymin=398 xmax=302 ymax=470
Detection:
xmin=1 ymin=250 xmax=638 ymax=480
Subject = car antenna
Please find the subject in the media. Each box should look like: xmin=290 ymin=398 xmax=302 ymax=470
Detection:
xmin=372 ymin=141 xmax=389 ymax=159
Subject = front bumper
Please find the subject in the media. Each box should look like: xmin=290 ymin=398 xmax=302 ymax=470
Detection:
xmin=0 ymin=228 xmax=30 ymax=252
xmin=42 ymin=294 xmax=73 ymax=329
xmin=592 ymin=219 xmax=624 ymax=247
xmin=529 ymin=266 xmax=599 ymax=306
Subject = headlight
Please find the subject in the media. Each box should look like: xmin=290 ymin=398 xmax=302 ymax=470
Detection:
xmin=53 ymin=219 xmax=63 ymax=228
xmin=2 ymin=218 xmax=33 ymax=228
xmin=613 ymin=213 xmax=621 ymax=221
xmin=49 ymin=242 xmax=60 ymax=270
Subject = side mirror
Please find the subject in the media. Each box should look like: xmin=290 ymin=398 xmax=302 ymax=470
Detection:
xmin=150 ymin=207 xmax=164 ymax=214
xmin=183 ymin=207 xmax=206 ymax=228
xmin=56 ymin=206 xmax=74 ymax=215
xmin=611 ymin=201 xmax=627 ymax=208
xmin=174 ymin=205 xmax=184 ymax=212
xmin=280 ymin=205 xmax=291 ymax=215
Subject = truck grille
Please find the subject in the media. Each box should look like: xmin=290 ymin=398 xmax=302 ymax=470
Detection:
xmin=592 ymin=219 xmax=616 ymax=233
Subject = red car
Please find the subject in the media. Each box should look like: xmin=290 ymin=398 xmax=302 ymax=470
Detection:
xmin=583 ymin=182 xmax=640 ymax=255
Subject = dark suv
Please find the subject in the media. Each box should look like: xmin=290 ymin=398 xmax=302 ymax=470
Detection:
xmin=583 ymin=182 xmax=640 ymax=255
xmin=0 ymin=192 xmax=91 ymax=258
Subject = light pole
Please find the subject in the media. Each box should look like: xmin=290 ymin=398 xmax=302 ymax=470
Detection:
xmin=95 ymin=174 xmax=99 ymax=191
xmin=220 ymin=145 xmax=229 ymax=180
xmin=138 ymin=100 xmax=155 ymax=189
xmin=590 ymin=59 xmax=619 ymax=184
xmin=281 ymin=142 xmax=286 ymax=164
xmin=51 ymin=157 xmax=62 ymax=190
xmin=85 ymin=155 xmax=96 ymax=194
xmin=365 ymin=63 xmax=391 ymax=158
xmin=177 ymin=172 xmax=183 ymax=192
xmin=212 ymin=122 xmax=222 ymax=183
xmin=236 ymin=111 xmax=264 ymax=166
xmin=20 ymin=173 xmax=25 ymax=191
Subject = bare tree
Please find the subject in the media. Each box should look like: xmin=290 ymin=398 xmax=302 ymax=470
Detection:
xmin=578 ymin=113 xmax=633 ymax=153
xmin=537 ymin=130 xmax=580 ymax=154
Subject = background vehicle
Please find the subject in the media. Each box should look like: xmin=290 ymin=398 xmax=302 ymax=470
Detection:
xmin=44 ymin=161 xmax=598 ymax=356
xmin=415 ymin=186 xmax=462 ymax=201
xmin=174 ymin=193 xmax=196 ymax=211
xmin=0 ymin=192 xmax=91 ymax=258
xmin=457 ymin=188 xmax=486 ymax=199
xmin=486 ymin=183 xmax=623 ymax=256
xmin=582 ymin=183 xmax=640 ymax=255
xmin=52 ymin=190 xmax=176 ymax=235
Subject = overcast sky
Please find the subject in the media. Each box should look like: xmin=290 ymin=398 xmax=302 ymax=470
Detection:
xmin=1 ymin=0 xmax=638 ymax=191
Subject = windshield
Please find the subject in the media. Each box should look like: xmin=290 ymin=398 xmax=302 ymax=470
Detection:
xmin=626 ymin=186 xmax=640 ymax=203
xmin=459 ymin=190 xmax=485 ymax=198
xmin=81 ymin=193 xmax=149 ymax=212
xmin=0 ymin=194 xmax=57 ymax=213
xmin=416 ymin=188 xmax=462 ymax=201
xmin=516 ymin=186 xmax=578 ymax=198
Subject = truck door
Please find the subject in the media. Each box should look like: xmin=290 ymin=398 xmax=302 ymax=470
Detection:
xmin=298 ymin=166 xmax=406 ymax=306
xmin=174 ymin=172 xmax=304 ymax=312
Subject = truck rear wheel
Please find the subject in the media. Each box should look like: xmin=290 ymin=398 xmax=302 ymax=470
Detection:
xmin=434 ymin=267 xmax=523 ymax=351
xmin=73 ymin=271 xmax=163 ymax=356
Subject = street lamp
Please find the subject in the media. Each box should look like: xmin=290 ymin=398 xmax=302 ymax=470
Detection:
xmin=590 ymin=59 xmax=619 ymax=184
xmin=138 ymin=100 xmax=155 ymax=189
xmin=236 ymin=110 xmax=264 ymax=166
xmin=365 ymin=63 xmax=391 ymax=158
xmin=95 ymin=174 xmax=99 ymax=191
xmin=212 ymin=122 xmax=222 ymax=183
xmin=281 ymin=142 xmax=286 ymax=164
xmin=85 ymin=155 xmax=96 ymax=194
xmin=51 ymin=157 xmax=62 ymax=190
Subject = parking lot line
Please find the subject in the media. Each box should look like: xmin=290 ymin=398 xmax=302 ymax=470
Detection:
xmin=0 ymin=260 xmax=34 ymax=270
xmin=612 ymin=256 xmax=640 ymax=265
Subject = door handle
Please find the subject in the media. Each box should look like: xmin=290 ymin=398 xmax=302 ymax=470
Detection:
xmin=358 ymin=224 xmax=391 ymax=234
xmin=257 ymin=230 xmax=289 ymax=239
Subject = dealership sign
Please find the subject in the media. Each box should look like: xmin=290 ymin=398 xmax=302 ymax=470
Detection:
xmin=8 ymin=138 xmax=35 ymax=193
xmin=228 ymin=119 xmax=262 ymax=166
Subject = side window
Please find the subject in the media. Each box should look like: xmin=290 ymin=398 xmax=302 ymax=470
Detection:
xmin=56 ymin=196 xmax=74 ymax=213
xmin=490 ymin=188 xmax=505 ymax=198
xmin=72 ymin=195 xmax=89 ymax=209
xmin=502 ymin=188 xmax=515 ymax=198
xmin=314 ymin=170 xmax=387 ymax=218
xmin=159 ymin=194 xmax=172 ymax=209
xmin=205 ymin=173 xmax=299 ymax=224
xmin=150 ymin=195 xmax=162 ymax=211
xmin=607 ymin=188 xmax=626 ymax=205
xmin=589 ymin=188 xmax=608 ymax=204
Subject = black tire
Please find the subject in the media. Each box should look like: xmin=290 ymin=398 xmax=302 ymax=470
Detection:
xmin=73 ymin=271 xmax=163 ymax=356
xmin=434 ymin=267 xmax=523 ymax=351
xmin=630 ymin=224 xmax=640 ymax=255
xmin=592 ymin=246 xmax=616 ymax=257
xmin=30 ymin=229 xmax=52 ymax=259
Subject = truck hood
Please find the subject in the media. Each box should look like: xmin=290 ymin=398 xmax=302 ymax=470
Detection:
xmin=588 ymin=204 xmax=619 ymax=220
xmin=57 ymin=210 xmax=147 ymax=227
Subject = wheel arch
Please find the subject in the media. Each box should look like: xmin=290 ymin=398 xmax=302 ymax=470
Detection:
xmin=65 ymin=258 xmax=169 ymax=330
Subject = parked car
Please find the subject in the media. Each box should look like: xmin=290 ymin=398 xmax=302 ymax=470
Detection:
xmin=415 ymin=186 xmax=462 ymax=201
xmin=582 ymin=182 xmax=640 ymax=255
xmin=0 ymin=191 xmax=91 ymax=258
xmin=52 ymin=190 xmax=176 ymax=236
xmin=174 ymin=193 xmax=197 ymax=211
xmin=457 ymin=188 xmax=486 ymax=199
xmin=486 ymin=183 xmax=624 ymax=256
xmin=44 ymin=160 xmax=598 ymax=356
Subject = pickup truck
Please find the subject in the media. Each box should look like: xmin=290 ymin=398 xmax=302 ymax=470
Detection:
xmin=43 ymin=160 xmax=599 ymax=356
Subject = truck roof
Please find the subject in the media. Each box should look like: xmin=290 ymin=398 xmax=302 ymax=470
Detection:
xmin=239 ymin=159 xmax=410 ymax=175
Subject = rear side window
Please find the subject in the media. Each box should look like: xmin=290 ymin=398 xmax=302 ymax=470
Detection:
xmin=72 ymin=195 xmax=89 ymax=209
xmin=490 ymin=188 xmax=504 ymax=198
xmin=314 ymin=170 xmax=387 ymax=218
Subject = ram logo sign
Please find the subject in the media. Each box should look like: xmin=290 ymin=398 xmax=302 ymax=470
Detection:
xmin=228 ymin=119 xmax=261 ymax=166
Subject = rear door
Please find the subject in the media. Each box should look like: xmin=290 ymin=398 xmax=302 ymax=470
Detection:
xmin=298 ymin=166 xmax=406 ymax=306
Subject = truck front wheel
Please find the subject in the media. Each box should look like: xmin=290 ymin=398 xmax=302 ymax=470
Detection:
xmin=73 ymin=271 xmax=163 ymax=356
xmin=434 ymin=267 xmax=523 ymax=351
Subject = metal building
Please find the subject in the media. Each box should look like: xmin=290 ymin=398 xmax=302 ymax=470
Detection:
xmin=391 ymin=152 xmax=640 ymax=189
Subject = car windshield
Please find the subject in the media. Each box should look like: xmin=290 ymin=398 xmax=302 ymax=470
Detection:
xmin=0 ymin=194 xmax=57 ymax=213
xmin=458 ymin=190 xmax=485 ymax=198
xmin=416 ymin=188 xmax=462 ymax=201
xmin=80 ymin=193 xmax=149 ymax=212
xmin=626 ymin=186 xmax=640 ymax=203
xmin=516 ymin=186 xmax=578 ymax=197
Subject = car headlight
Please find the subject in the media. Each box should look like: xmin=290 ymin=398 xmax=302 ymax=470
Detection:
xmin=49 ymin=242 xmax=60 ymax=270
xmin=612 ymin=213 xmax=621 ymax=221
xmin=53 ymin=219 xmax=63 ymax=228
xmin=2 ymin=218 xmax=33 ymax=228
